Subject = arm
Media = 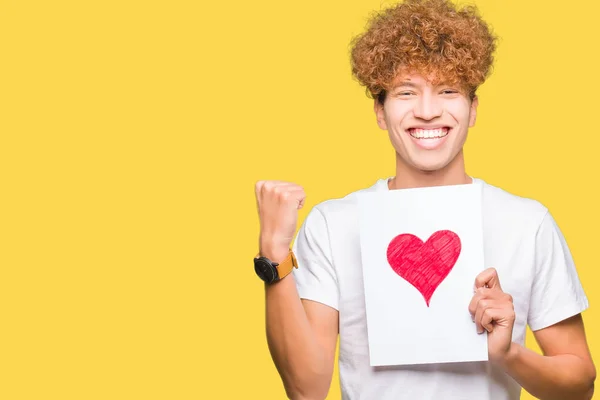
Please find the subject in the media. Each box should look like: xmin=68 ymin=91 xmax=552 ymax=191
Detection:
xmin=500 ymin=314 xmax=596 ymax=400
xmin=265 ymin=268 xmax=339 ymax=400
xmin=470 ymin=269 xmax=596 ymax=400
xmin=256 ymin=180 xmax=339 ymax=400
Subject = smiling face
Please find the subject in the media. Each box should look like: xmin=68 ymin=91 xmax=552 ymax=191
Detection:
xmin=375 ymin=73 xmax=478 ymax=173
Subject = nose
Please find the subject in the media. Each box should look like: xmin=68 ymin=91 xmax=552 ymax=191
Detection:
xmin=413 ymin=92 xmax=442 ymax=120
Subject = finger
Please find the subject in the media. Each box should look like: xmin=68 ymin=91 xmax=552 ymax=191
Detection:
xmin=475 ymin=299 xmax=499 ymax=334
xmin=259 ymin=180 xmax=293 ymax=197
xmin=277 ymin=187 xmax=306 ymax=209
xmin=474 ymin=267 xmax=502 ymax=291
xmin=270 ymin=182 xmax=297 ymax=195
xmin=468 ymin=287 xmax=490 ymax=316
xmin=288 ymin=188 xmax=307 ymax=210
xmin=255 ymin=180 xmax=266 ymax=199
xmin=268 ymin=183 xmax=299 ymax=204
xmin=480 ymin=306 xmax=506 ymax=333
xmin=468 ymin=287 xmax=506 ymax=315
xmin=259 ymin=180 xmax=275 ymax=197
xmin=298 ymin=193 xmax=306 ymax=209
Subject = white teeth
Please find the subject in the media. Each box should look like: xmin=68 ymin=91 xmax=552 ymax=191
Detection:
xmin=410 ymin=128 xmax=448 ymax=139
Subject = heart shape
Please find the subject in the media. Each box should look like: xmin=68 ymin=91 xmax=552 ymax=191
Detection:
xmin=387 ymin=230 xmax=461 ymax=307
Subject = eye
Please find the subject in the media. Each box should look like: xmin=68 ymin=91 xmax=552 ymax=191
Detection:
xmin=396 ymin=91 xmax=415 ymax=97
xmin=441 ymin=89 xmax=459 ymax=95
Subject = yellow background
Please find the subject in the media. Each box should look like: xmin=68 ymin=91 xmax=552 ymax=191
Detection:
xmin=1 ymin=0 xmax=598 ymax=398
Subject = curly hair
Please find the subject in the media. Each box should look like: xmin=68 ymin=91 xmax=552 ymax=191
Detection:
xmin=350 ymin=0 xmax=498 ymax=102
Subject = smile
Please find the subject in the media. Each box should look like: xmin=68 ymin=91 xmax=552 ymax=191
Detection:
xmin=408 ymin=127 xmax=449 ymax=139
xmin=406 ymin=127 xmax=451 ymax=150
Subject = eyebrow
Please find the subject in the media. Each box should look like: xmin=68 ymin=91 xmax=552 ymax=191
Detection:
xmin=393 ymin=81 xmax=418 ymax=89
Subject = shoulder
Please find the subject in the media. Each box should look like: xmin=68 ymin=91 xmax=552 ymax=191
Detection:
xmin=299 ymin=178 xmax=389 ymax=234
xmin=477 ymin=177 xmax=549 ymax=231
xmin=311 ymin=178 xmax=389 ymax=218
xmin=293 ymin=178 xmax=388 ymax=261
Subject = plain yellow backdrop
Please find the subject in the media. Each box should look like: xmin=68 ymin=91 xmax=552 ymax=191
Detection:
xmin=0 ymin=0 xmax=597 ymax=398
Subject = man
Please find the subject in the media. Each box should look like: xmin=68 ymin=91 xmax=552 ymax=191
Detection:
xmin=253 ymin=0 xmax=596 ymax=398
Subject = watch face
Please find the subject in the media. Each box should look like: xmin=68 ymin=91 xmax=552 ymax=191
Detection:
xmin=254 ymin=258 xmax=278 ymax=283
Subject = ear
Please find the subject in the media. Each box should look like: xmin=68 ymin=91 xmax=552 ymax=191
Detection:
xmin=468 ymin=96 xmax=479 ymax=127
xmin=374 ymin=99 xmax=388 ymax=130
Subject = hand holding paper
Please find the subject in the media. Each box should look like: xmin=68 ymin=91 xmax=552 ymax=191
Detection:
xmin=468 ymin=268 xmax=516 ymax=364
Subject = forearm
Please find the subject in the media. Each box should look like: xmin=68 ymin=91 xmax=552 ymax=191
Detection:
xmin=265 ymin=273 xmax=332 ymax=399
xmin=500 ymin=343 xmax=595 ymax=400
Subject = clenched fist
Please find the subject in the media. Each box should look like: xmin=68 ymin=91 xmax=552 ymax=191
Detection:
xmin=255 ymin=180 xmax=306 ymax=262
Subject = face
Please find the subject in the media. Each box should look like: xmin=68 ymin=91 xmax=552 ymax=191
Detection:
xmin=375 ymin=73 xmax=478 ymax=172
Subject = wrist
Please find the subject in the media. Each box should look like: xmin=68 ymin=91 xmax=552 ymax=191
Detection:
xmin=259 ymin=233 xmax=291 ymax=259
xmin=259 ymin=244 xmax=290 ymax=264
xmin=254 ymin=247 xmax=298 ymax=285
xmin=498 ymin=342 xmax=521 ymax=370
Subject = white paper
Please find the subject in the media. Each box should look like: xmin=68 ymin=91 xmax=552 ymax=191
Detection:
xmin=357 ymin=182 xmax=488 ymax=366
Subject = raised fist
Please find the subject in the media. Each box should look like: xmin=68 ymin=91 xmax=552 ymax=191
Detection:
xmin=255 ymin=180 xmax=306 ymax=261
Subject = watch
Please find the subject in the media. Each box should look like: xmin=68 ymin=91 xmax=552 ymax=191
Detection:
xmin=254 ymin=250 xmax=298 ymax=284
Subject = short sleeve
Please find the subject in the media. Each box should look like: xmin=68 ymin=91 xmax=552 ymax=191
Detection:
xmin=527 ymin=210 xmax=589 ymax=331
xmin=291 ymin=206 xmax=339 ymax=311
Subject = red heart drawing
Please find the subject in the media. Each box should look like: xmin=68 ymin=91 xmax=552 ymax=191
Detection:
xmin=387 ymin=230 xmax=461 ymax=307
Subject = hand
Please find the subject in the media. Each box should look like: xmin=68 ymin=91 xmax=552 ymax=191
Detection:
xmin=468 ymin=267 xmax=516 ymax=365
xmin=255 ymin=180 xmax=306 ymax=262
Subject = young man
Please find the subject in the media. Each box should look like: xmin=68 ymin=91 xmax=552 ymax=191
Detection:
xmin=253 ymin=0 xmax=596 ymax=398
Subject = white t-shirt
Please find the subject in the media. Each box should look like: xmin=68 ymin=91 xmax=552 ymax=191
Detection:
xmin=291 ymin=177 xmax=589 ymax=400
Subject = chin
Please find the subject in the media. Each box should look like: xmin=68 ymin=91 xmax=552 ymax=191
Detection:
xmin=407 ymin=147 xmax=463 ymax=173
xmin=410 ymin=158 xmax=452 ymax=173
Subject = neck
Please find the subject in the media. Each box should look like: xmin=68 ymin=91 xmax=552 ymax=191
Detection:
xmin=388 ymin=150 xmax=471 ymax=190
